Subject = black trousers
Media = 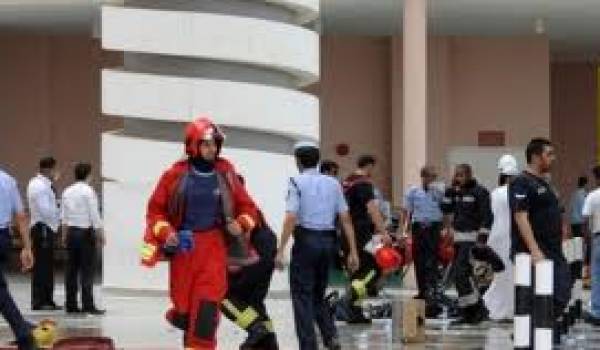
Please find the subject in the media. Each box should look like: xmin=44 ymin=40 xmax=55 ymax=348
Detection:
xmin=412 ymin=222 xmax=442 ymax=301
xmin=222 ymin=225 xmax=277 ymax=330
xmin=290 ymin=227 xmax=337 ymax=350
xmin=348 ymin=250 xmax=381 ymax=302
xmin=65 ymin=227 xmax=96 ymax=310
xmin=30 ymin=223 xmax=55 ymax=307
xmin=454 ymin=241 xmax=479 ymax=309
xmin=571 ymin=223 xmax=590 ymax=266
xmin=0 ymin=229 xmax=31 ymax=342
xmin=549 ymin=253 xmax=572 ymax=318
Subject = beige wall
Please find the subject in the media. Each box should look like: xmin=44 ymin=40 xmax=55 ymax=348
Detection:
xmin=320 ymin=36 xmax=392 ymax=197
xmin=551 ymin=62 xmax=598 ymax=200
xmin=321 ymin=35 xmax=551 ymax=203
xmin=0 ymin=33 xmax=122 ymax=196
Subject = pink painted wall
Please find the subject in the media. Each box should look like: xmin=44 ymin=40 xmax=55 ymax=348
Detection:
xmin=320 ymin=36 xmax=392 ymax=197
xmin=322 ymin=35 xmax=551 ymax=203
xmin=0 ymin=33 xmax=122 ymax=195
xmin=447 ymin=37 xmax=550 ymax=146
xmin=551 ymin=62 xmax=598 ymax=200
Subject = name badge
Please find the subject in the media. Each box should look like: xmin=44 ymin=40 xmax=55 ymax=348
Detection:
xmin=537 ymin=187 xmax=547 ymax=195
xmin=462 ymin=195 xmax=475 ymax=203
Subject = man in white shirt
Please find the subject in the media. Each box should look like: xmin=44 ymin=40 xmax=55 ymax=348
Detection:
xmin=583 ymin=166 xmax=600 ymax=325
xmin=61 ymin=162 xmax=105 ymax=315
xmin=27 ymin=157 xmax=60 ymax=311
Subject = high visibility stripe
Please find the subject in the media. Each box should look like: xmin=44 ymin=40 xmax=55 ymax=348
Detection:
xmin=237 ymin=307 xmax=259 ymax=329
xmin=140 ymin=243 xmax=157 ymax=259
xmin=351 ymin=270 xmax=376 ymax=300
xmin=263 ymin=320 xmax=274 ymax=332
xmin=221 ymin=300 xmax=258 ymax=330
xmin=153 ymin=221 xmax=170 ymax=237
xmin=222 ymin=300 xmax=241 ymax=318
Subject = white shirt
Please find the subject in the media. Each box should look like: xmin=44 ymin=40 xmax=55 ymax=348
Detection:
xmin=61 ymin=182 xmax=102 ymax=230
xmin=27 ymin=174 xmax=60 ymax=232
xmin=582 ymin=187 xmax=600 ymax=233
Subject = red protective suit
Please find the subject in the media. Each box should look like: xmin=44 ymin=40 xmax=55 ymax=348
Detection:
xmin=141 ymin=158 xmax=259 ymax=349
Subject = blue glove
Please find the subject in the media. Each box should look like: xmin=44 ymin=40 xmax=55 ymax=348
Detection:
xmin=178 ymin=230 xmax=194 ymax=252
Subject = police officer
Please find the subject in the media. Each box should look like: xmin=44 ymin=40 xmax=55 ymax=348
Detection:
xmin=275 ymin=142 xmax=359 ymax=350
xmin=510 ymin=138 xmax=571 ymax=344
xmin=403 ymin=165 xmax=444 ymax=318
xmin=320 ymin=160 xmax=339 ymax=178
xmin=442 ymin=163 xmax=492 ymax=325
xmin=0 ymin=167 xmax=36 ymax=349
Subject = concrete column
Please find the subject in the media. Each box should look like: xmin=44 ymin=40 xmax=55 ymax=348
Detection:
xmin=101 ymin=0 xmax=319 ymax=291
xmin=402 ymin=0 xmax=427 ymax=193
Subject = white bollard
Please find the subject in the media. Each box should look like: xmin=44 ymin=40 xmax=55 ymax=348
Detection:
xmin=534 ymin=259 xmax=554 ymax=350
xmin=514 ymin=253 xmax=532 ymax=349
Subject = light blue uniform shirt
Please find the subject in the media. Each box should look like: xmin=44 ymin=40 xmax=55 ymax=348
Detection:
xmin=404 ymin=185 xmax=444 ymax=223
xmin=0 ymin=169 xmax=24 ymax=229
xmin=570 ymin=188 xmax=587 ymax=225
xmin=286 ymin=167 xmax=348 ymax=231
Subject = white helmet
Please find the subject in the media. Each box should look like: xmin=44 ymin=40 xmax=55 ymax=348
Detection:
xmin=498 ymin=154 xmax=519 ymax=176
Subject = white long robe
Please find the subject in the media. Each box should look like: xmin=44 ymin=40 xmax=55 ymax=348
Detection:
xmin=483 ymin=185 xmax=514 ymax=320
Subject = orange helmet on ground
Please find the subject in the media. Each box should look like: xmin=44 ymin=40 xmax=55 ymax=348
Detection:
xmin=375 ymin=246 xmax=403 ymax=272
xmin=184 ymin=115 xmax=225 ymax=157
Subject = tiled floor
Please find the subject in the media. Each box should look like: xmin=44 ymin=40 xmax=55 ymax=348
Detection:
xmin=1 ymin=276 xmax=599 ymax=349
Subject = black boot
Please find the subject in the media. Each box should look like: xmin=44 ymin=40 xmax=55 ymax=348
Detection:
xmin=324 ymin=336 xmax=341 ymax=350
xmin=346 ymin=304 xmax=372 ymax=324
xmin=451 ymin=302 xmax=487 ymax=326
xmin=240 ymin=322 xmax=270 ymax=350
xmin=425 ymin=303 xmax=443 ymax=319
xmin=258 ymin=332 xmax=279 ymax=350
xmin=450 ymin=309 xmax=473 ymax=326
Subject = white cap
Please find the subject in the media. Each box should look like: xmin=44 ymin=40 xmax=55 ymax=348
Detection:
xmin=293 ymin=141 xmax=319 ymax=150
xmin=498 ymin=154 xmax=519 ymax=176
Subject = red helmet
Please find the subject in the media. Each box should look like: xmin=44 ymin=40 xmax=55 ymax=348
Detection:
xmin=375 ymin=247 xmax=403 ymax=272
xmin=184 ymin=115 xmax=225 ymax=157
xmin=438 ymin=234 xmax=455 ymax=266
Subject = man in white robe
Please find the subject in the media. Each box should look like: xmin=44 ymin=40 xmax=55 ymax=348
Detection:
xmin=483 ymin=154 xmax=519 ymax=321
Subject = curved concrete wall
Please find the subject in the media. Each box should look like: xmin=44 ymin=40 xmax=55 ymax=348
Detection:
xmin=101 ymin=0 xmax=319 ymax=291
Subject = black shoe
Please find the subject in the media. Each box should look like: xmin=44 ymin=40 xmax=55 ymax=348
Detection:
xmin=66 ymin=306 xmax=83 ymax=314
xmin=324 ymin=336 xmax=341 ymax=350
xmin=425 ymin=304 xmax=443 ymax=319
xmin=33 ymin=304 xmax=61 ymax=311
xmin=47 ymin=302 xmax=63 ymax=311
xmin=11 ymin=334 xmax=39 ymax=350
xmin=257 ymin=333 xmax=279 ymax=350
xmin=239 ymin=322 xmax=270 ymax=350
xmin=451 ymin=315 xmax=476 ymax=326
xmin=451 ymin=306 xmax=486 ymax=326
xmin=83 ymin=307 xmax=106 ymax=315
xmin=584 ymin=311 xmax=600 ymax=326
xmin=347 ymin=309 xmax=372 ymax=324
xmin=553 ymin=325 xmax=562 ymax=345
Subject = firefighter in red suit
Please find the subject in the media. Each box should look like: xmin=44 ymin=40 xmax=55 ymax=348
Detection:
xmin=140 ymin=116 xmax=260 ymax=350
